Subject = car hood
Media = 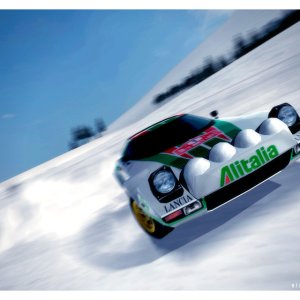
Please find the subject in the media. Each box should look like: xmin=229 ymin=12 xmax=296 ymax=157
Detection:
xmin=140 ymin=119 xmax=241 ymax=169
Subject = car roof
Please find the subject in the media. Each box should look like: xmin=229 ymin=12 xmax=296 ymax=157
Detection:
xmin=128 ymin=114 xmax=185 ymax=141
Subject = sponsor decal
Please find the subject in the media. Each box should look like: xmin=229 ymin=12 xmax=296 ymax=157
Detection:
xmin=141 ymin=120 xmax=241 ymax=169
xmin=164 ymin=126 xmax=231 ymax=159
xmin=164 ymin=194 xmax=194 ymax=213
xmin=220 ymin=145 xmax=279 ymax=187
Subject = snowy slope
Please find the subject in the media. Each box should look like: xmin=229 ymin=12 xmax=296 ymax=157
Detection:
xmin=0 ymin=22 xmax=300 ymax=290
xmin=109 ymin=10 xmax=284 ymax=131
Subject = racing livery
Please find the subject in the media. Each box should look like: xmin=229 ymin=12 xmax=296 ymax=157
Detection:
xmin=114 ymin=103 xmax=300 ymax=238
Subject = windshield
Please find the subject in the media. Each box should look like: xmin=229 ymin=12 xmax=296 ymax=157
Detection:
xmin=122 ymin=114 xmax=213 ymax=161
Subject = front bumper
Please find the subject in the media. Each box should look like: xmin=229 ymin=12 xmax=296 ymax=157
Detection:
xmin=205 ymin=148 xmax=292 ymax=210
xmin=161 ymin=146 xmax=298 ymax=226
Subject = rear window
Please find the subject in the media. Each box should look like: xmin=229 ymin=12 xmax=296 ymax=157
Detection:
xmin=122 ymin=114 xmax=212 ymax=161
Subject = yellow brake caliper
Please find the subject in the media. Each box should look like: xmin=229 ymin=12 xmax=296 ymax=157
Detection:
xmin=132 ymin=201 xmax=155 ymax=233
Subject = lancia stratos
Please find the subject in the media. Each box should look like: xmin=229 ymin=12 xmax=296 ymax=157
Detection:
xmin=114 ymin=103 xmax=300 ymax=238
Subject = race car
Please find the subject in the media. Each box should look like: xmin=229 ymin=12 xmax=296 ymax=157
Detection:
xmin=114 ymin=103 xmax=300 ymax=238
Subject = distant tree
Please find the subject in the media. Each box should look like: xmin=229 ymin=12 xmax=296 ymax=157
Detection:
xmin=262 ymin=19 xmax=280 ymax=37
xmin=249 ymin=30 xmax=259 ymax=45
xmin=201 ymin=57 xmax=216 ymax=79
xmin=246 ymin=30 xmax=260 ymax=51
xmin=233 ymin=34 xmax=247 ymax=59
xmin=71 ymin=126 xmax=94 ymax=141
xmin=95 ymin=118 xmax=106 ymax=134
xmin=215 ymin=56 xmax=228 ymax=71
xmin=68 ymin=125 xmax=95 ymax=150
xmin=69 ymin=141 xmax=77 ymax=150
xmin=168 ymin=84 xmax=182 ymax=95
xmin=190 ymin=66 xmax=203 ymax=77
xmin=154 ymin=94 xmax=168 ymax=104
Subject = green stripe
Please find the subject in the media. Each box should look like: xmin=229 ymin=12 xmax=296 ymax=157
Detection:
xmin=205 ymin=137 xmax=227 ymax=148
xmin=214 ymin=119 xmax=241 ymax=139
xmin=188 ymin=145 xmax=209 ymax=158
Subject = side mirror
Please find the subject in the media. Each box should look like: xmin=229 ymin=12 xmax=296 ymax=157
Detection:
xmin=210 ymin=110 xmax=219 ymax=119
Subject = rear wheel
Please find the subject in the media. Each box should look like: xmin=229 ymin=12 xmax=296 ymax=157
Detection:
xmin=130 ymin=199 xmax=173 ymax=239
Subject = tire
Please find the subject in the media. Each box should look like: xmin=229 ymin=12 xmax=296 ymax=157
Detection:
xmin=130 ymin=199 xmax=174 ymax=239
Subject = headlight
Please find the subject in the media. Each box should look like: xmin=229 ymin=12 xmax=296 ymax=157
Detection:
xmin=153 ymin=169 xmax=176 ymax=194
xmin=278 ymin=105 xmax=297 ymax=127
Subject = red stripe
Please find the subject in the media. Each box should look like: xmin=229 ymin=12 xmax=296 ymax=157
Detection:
xmin=129 ymin=130 xmax=149 ymax=140
xmin=164 ymin=209 xmax=183 ymax=222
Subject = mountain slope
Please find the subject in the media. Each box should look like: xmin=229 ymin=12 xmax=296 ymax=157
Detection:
xmin=0 ymin=21 xmax=300 ymax=290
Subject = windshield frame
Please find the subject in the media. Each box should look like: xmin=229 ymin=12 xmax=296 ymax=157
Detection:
xmin=122 ymin=114 xmax=214 ymax=161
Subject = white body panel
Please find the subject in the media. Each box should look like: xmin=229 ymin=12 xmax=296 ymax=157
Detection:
xmin=116 ymin=111 xmax=299 ymax=227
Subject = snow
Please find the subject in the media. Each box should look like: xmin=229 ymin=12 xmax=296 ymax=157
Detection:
xmin=1 ymin=18 xmax=300 ymax=290
xmin=109 ymin=10 xmax=285 ymax=131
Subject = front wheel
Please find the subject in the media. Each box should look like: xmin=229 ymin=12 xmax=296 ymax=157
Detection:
xmin=130 ymin=199 xmax=174 ymax=239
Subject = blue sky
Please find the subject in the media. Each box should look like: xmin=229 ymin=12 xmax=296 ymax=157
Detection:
xmin=0 ymin=10 xmax=232 ymax=182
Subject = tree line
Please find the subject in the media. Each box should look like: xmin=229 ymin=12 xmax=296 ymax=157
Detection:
xmin=69 ymin=118 xmax=106 ymax=150
xmin=153 ymin=10 xmax=300 ymax=105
